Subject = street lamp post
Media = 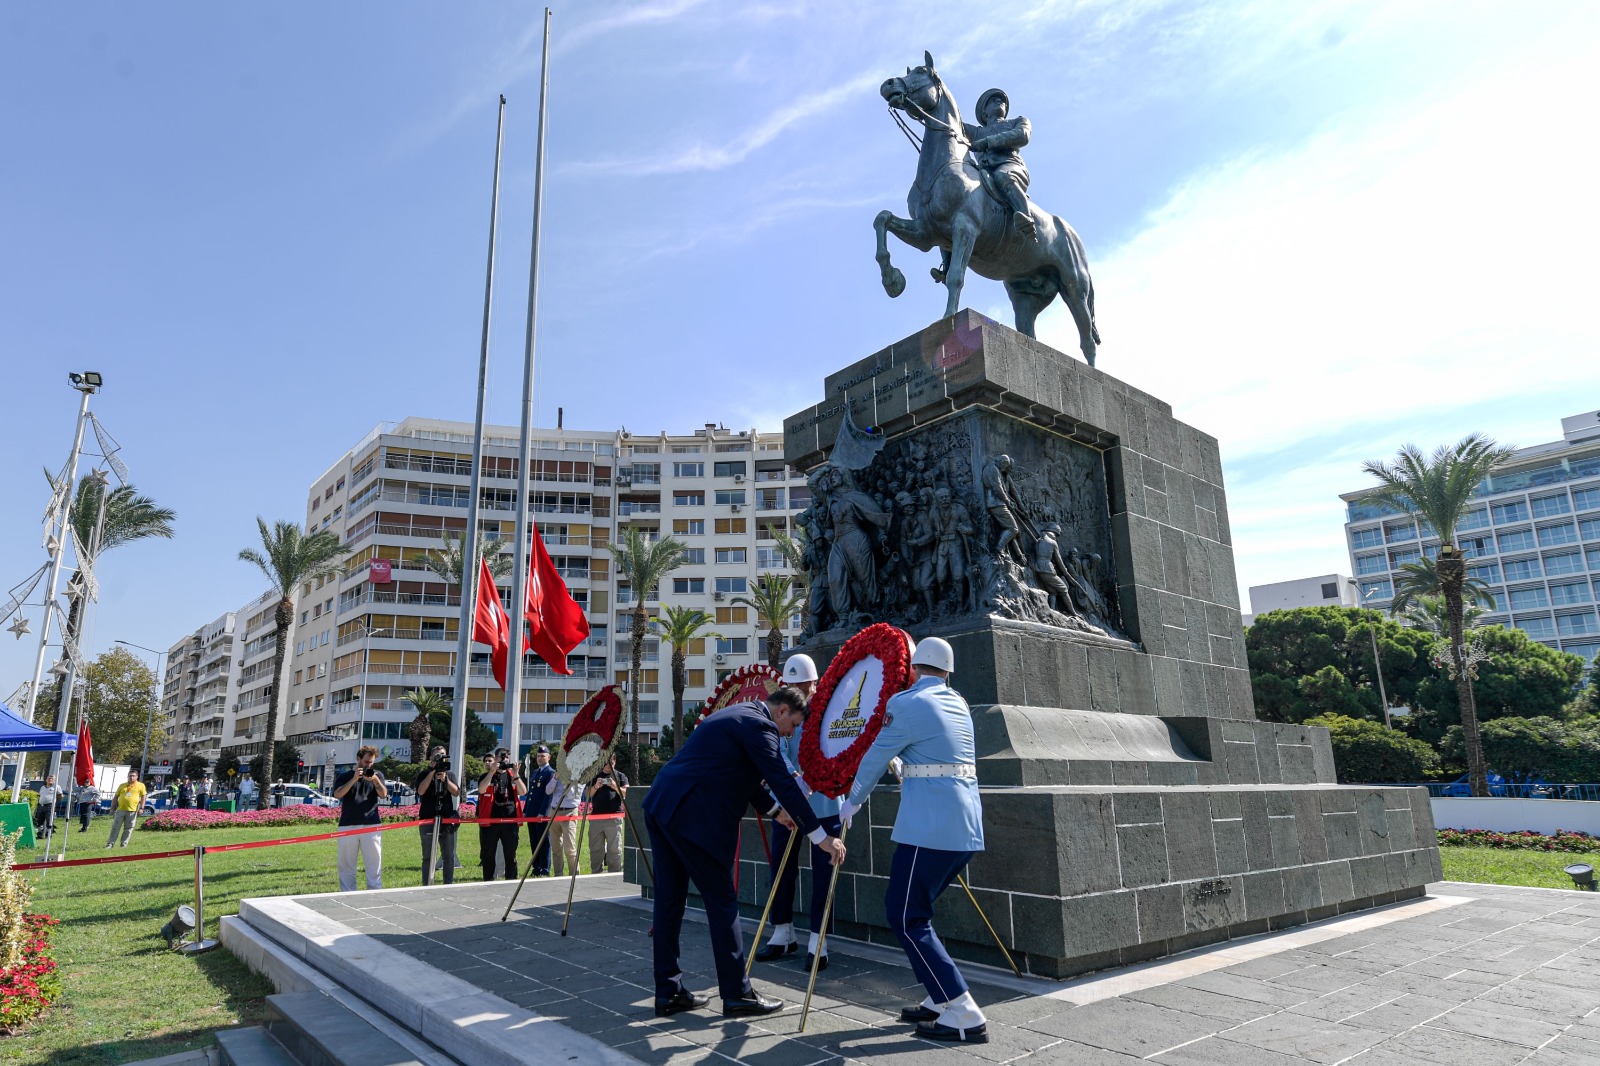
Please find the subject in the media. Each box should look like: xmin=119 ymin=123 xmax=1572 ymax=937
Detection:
xmin=1347 ymin=580 xmax=1392 ymax=729
xmin=116 ymin=640 xmax=167 ymax=780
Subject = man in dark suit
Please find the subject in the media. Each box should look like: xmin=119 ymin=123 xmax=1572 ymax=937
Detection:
xmin=643 ymin=685 xmax=847 ymax=1019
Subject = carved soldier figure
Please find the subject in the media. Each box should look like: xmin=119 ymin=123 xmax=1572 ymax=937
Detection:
xmin=930 ymin=485 xmax=974 ymax=612
xmin=818 ymin=465 xmax=891 ymax=624
xmin=966 ymin=88 xmax=1035 ymax=241
xmin=899 ymin=491 xmax=938 ymax=621
xmin=982 ymin=455 xmax=1025 ymax=564
xmin=1029 ymin=523 xmax=1077 ymax=617
xmin=797 ymin=503 xmax=832 ymax=636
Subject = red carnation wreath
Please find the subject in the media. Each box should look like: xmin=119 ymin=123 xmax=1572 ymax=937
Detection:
xmin=798 ymin=623 xmax=914 ymax=798
xmin=702 ymin=664 xmax=781 ymax=716
xmin=558 ymin=684 xmax=625 ymax=785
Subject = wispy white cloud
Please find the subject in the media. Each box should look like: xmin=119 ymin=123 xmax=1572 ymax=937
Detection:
xmin=559 ymin=0 xmax=711 ymax=53
xmin=569 ymin=70 xmax=882 ymax=176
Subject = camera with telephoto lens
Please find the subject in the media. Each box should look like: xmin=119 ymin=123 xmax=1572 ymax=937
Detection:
xmin=495 ymin=749 xmax=513 ymax=771
xmin=432 ymin=753 xmax=450 ymax=772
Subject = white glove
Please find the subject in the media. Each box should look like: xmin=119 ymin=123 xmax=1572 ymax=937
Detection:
xmin=840 ymin=799 xmax=862 ymax=828
xmin=889 ymin=757 xmax=905 ymax=781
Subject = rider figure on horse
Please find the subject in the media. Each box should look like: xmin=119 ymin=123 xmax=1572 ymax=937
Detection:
xmin=965 ymin=88 xmax=1036 ymax=242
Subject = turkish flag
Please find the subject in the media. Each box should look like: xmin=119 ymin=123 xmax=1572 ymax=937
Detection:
xmin=470 ymin=556 xmax=512 ymax=689
xmin=73 ymin=719 xmax=95 ymax=787
xmin=523 ymin=526 xmax=591 ymax=675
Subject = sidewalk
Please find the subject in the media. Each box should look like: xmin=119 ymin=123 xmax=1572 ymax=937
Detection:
xmin=280 ymin=878 xmax=1600 ymax=1065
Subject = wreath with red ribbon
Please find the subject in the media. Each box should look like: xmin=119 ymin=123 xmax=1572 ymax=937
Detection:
xmin=702 ymin=664 xmax=781 ymax=716
xmin=558 ymin=684 xmax=625 ymax=785
xmin=798 ymin=623 xmax=914 ymax=798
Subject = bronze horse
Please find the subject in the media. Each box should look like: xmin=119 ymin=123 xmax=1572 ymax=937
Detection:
xmin=876 ymin=53 xmax=1101 ymax=365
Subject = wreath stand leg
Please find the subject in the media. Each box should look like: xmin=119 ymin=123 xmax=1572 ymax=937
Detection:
xmin=745 ymin=827 xmax=799 ymax=979
xmin=798 ymin=854 xmax=843 ymax=1033
xmin=560 ymin=806 xmax=593 ymax=937
xmin=956 ymin=874 xmax=1021 ymax=976
xmin=500 ymin=816 xmax=555 ymax=923
xmin=622 ymin=800 xmax=653 ymax=881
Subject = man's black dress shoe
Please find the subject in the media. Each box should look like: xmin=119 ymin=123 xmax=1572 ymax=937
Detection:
xmin=803 ymin=953 xmax=828 ymax=972
xmin=900 ymin=1003 xmax=940 ymax=1023
xmin=753 ymin=942 xmax=797 ymax=961
xmin=917 ymin=1021 xmax=988 ymax=1043
xmin=655 ymin=990 xmax=710 ymax=1017
xmin=722 ymin=993 xmax=784 ymax=1017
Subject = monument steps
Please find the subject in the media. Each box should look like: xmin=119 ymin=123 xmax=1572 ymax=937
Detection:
xmin=215 ymin=1027 xmax=296 ymax=1066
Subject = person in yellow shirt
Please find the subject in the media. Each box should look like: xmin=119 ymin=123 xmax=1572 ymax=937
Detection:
xmin=106 ymin=770 xmax=147 ymax=848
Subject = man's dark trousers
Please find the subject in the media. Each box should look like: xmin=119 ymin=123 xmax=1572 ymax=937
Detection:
xmin=647 ymin=808 xmax=752 ymax=1003
xmin=480 ymin=822 xmax=519 ymax=881
xmin=527 ymin=819 xmax=552 ymax=876
xmin=769 ymin=814 xmax=842 ymax=934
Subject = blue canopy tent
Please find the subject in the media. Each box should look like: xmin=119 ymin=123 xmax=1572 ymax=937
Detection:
xmin=0 ymin=700 xmax=76 ymax=848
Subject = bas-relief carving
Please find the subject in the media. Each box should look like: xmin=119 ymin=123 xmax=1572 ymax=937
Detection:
xmin=798 ymin=408 xmax=1123 ymax=640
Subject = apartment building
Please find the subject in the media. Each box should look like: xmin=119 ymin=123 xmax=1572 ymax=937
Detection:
xmin=160 ymin=608 xmax=238 ymax=770
xmin=1340 ymin=409 xmax=1600 ymax=662
xmin=197 ymin=416 xmax=808 ymax=787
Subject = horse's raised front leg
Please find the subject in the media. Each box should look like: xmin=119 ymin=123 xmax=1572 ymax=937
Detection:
xmin=873 ymin=210 xmax=908 ymax=298
xmin=942 ymin=217 xmax=978 ymax=318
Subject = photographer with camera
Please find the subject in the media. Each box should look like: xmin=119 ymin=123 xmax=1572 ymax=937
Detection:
xmin=415 ymin=746 xmax=461 ymax=886
xmin=587 ymin=752 xmax=629 ymax=873
xmin=332 ymin=745 xmax=389 ymax=891
xmin=477 ymin=747 xmax=526 ymax=881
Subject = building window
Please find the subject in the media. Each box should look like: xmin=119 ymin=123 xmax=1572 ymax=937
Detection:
xmin=1557 ymin=612 xmax=1600 ymax=637
xmin=1580 ymin=518 xmax=1600 ymax=541
xmin=1508 ymin=587 xmax=1550 ymax=611
xmin=1389 ymin=548 xmax=1421 ymax=568
xmin=1468 ymin=562 xmax=1500 ymax=583
xmin=1350 ymin=526 xmax=1383 ymax=549
xmin=673 ymin=578 xmax=705 ymax=595
xmin=714 ymin=518 xmax=747 ymax=535
xmin=673 ymin=491 xmax=705 ymax=507
xmin=1355 ymin=554 xmax=1387 ymax=576
xmin=1545 ymin=552 xmax=1585 ymax=576
xmin=1573 ymin=486 xmax=1600 ymax=512
xmin=1502 ymin=557 xmax=1541 ymax=581
xmin=672 ymin=519 xmax=705 ymax=535
xmin=673 ymin=462 xmax=704 ymax=478
xmin=713 ymin=461 xmax=747 ymax=478
xmin=1360 ymin=578 xmax=1392 ymax=601
xmin=1550 ymin=581 xmax=1591 ymax=606
xmin=1459 ymin=536 xmax=1493 ymax=559
xmin=1457 ymin=509 xmax=1490 ymax=531
xmin=1531 ymin=494 xmax=1572 ymax=518
xmin=1492 ymin=500 xmax=1530 ymax=524
xmin=1515 ymin=616 xmax=1556 ymax=640
xmin=1384 ymin=523 xmax=1417 ymax=544
xmin=715 ymin=606 xmax=749 ymax=624
xmin=715 ymin=637 xmax=750 ymax=655
xmin=1538 ymin=522 xmax=1578 ymax=547
xmin=715 ymin=548 xmax=747 ymax=564
xmin=714 ymin=577 xmax=747 ymax=594
xmin=680 ymin=547 xmax=705 ymax=565
xmin=1320 ymin=582 xmax=1339 ymax=599
xmin=1497 ymin=529 xmax=1535 ymax=553
xmin=714 ymin=490 xmax=746 ymax=506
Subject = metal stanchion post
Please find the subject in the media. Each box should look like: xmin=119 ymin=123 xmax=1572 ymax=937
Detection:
xmin=180 ymin=844 xmax=219 ymax=955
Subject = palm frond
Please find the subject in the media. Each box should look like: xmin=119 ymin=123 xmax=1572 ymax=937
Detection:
xmin=1357 ymin=434 xmax=1515 ymax=546
xmin=424 ymin=530 xmax=513 ymax=587
xmin=732 ymin=573 xmax=806 ymax=631
xmin=70 ymin=480 xmax=176 ymax=558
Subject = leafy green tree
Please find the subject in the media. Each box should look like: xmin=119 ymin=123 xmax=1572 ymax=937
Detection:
xmin=652 ymin=605 xmax=718 ymax=757
xmin=1567 ymin=656 xmax=1600 ymax=718
xmin=1246 ymin=606 xmax=1435 ymax=724
xmin=239 ymin=518 xmax=350 ymax=807
xmin=425 ymin=705 xmax=497 ymax=761
xmin=403 ymin=688 xmax=449 ymax=762
xmin=182 ymin=754 xmax=209 ymax=779
xmin=78 ymin=647 xmax=165 ymax=765
xmin=1409 ymin=626 xmax=1585 ymax=743
xmin=609 ymin=527 xmax=687 ymax=781
xmin=733 ymin=573 xmax=805 ymax=670
xmin=1358 ymin=435 xmax=1515 ymax=796
xmin=1305 ymin=714 xmax=1439 ymax=782
xmin=215 ymin=751 xmax=243 ymax=783
xmin=250 ymin=741 xmax=301 ymax=784
xmin=1439 ymin=716 xmax=1600 ymax=781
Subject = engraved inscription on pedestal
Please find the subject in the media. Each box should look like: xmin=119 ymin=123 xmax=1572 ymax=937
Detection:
xmin=1181 ymin=878 xmax=1242 ymax=933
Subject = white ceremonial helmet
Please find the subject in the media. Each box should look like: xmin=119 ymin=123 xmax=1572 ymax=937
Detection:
xmin=911 ymin=637 xmax=955 ymax=673
xmin=782 ymin=654 xmax=819 ymax=684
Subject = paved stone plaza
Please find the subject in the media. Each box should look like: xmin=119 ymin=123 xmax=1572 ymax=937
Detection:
xmin=268 ymin=875 xmax=1600 ymax=1065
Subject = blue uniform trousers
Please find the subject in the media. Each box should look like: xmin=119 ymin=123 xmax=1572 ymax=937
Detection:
xmin=769 ymin=815 xmax=843 ymax=932
xmin=885 ymin=844 xmax=974 ymax=1004
xmin=646 ymin=809 xmax=753 ymax=1003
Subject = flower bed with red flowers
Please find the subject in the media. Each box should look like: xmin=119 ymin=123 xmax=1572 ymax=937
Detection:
xmin=1437 ymin=828 xmax=1600 ymax=853
xmin=1 ymin=915 xmax=62 ymax=1033
xmin=141 ymin=802 xmax=479 ymax=832
xmin=799 ymin=623 xmax=913 ymax=798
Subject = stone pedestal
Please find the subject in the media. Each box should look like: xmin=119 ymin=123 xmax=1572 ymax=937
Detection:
xmin=625 ymin=310 xmax=1440 ymax=978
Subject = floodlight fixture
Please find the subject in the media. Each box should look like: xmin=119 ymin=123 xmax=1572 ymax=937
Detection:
xmin=1565 ymin=863 xmax=1596 ymax=891
xmin=68 ymin=371 xmax=103 ymax=393
xmin=160 ymin=905 xmax=196 ymax=948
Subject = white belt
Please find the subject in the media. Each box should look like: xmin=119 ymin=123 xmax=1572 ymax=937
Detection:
xmin=899 ymin=763 xmax=977 ymax=780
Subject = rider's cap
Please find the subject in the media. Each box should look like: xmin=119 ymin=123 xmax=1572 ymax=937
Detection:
xmin=976 ymin=88 xmax=1009 ymax=118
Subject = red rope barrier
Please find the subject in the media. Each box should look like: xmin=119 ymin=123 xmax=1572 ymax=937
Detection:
xmin=14 ymin=848 xmax=192 ymax=871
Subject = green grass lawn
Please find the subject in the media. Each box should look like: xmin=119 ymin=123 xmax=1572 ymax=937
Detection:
xmin=4 ymin=818 xmax=607 ymax=1066
xmin=1439 ymin=845 xmax=1591 ymax=891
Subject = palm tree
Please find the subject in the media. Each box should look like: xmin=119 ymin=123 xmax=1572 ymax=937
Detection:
xmin=771 ymin=527 xmax=813 ymax=630
xmin=403 ymin=688 xmax=450 ymax=762
xmin=1359 ymin=434 xmax=1513 ymax=797
xmin=608 ymin=526 xmax=687 ymax=780
xmin=424 ymin=529 xmax=513 ymax=590
xmin=239 ymin=518 xmax=350 ymax=808
xmin=49 ymin=476 xmax=176 ymax=726
xmin=734 ymin=573 xmax=807 ymax=670
xmin=1396 ymin=593 xmax=1488 ymax=637
xmin=1388 ymin=556 xmax=1497 ymax=618
xmin=652 ymin=605 xmax=718 ymax=757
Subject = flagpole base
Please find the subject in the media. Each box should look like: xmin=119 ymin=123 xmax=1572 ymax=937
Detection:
xmin=180 ymin=938 xmax=220 ymax=956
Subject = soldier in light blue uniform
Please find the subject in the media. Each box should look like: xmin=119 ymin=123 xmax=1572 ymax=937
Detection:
xmin=841 ymin=636 xmax=988 ymax=1043
xmin=757 ymin=654 xmax=845 ymax=970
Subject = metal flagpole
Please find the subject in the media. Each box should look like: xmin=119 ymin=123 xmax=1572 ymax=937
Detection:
xmin=504 ymin=7 xmax=553 ymax=763
xmin=13 ymin=378 xmax=97 ymax=804
xmin=451 ymin=94 xmax=509 ymax=775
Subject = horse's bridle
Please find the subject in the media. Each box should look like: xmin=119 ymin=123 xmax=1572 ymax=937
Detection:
xmin=887 ymin=73 xmax=969 ymax=153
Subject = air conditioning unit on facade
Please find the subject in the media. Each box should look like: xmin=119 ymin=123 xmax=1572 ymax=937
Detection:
xmin=713 ymin=591 xmax=725 ymax=601
xmin=733 ymin=473 xmax=745 ymax=483
xmin=730 ymin=504 xmax=742 ymax=513
xmin=715 ymin=653 xmax=727 ymax=664
xmin=590 ymin=638 xmax=606 ymax=647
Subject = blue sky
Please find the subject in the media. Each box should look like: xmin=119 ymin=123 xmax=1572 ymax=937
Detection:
xmin=4 ymin=1 xmax=1598 ymax=690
